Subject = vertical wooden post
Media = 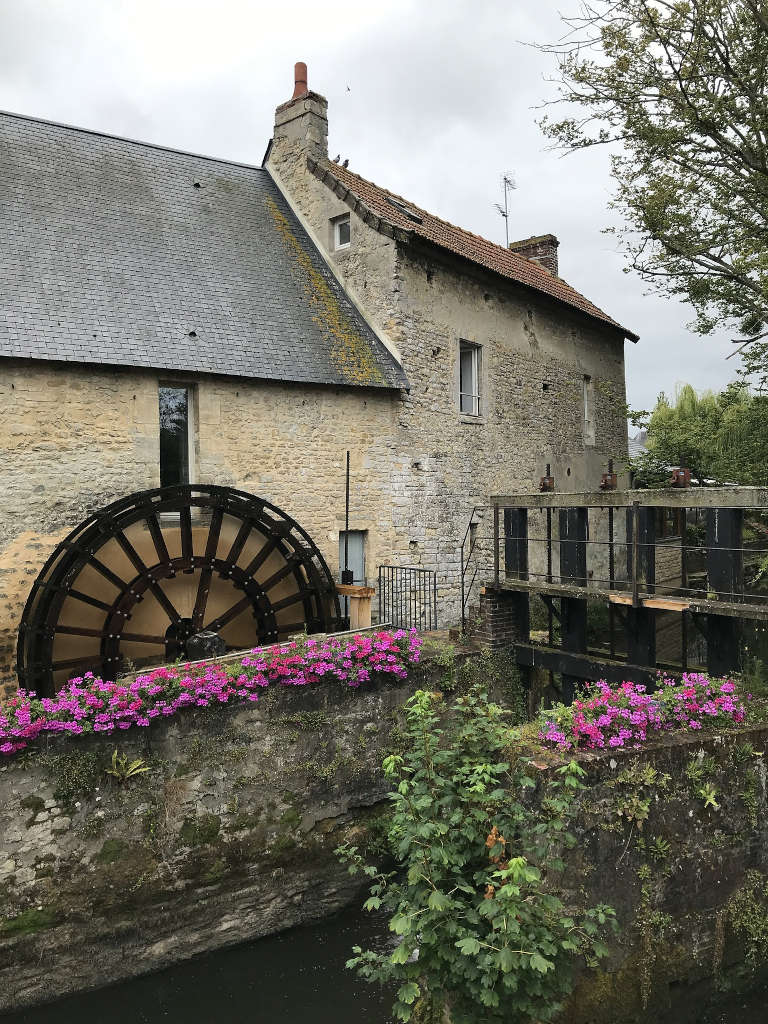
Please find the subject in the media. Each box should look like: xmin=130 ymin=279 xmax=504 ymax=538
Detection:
xmin=559 ymin=507 xmax=588 ymax=703
xmin=625 ymin=504 xmax=656 ymax=669
xmin=504 ymin=508 xmax=530 ymax=643
xmin=706 ymin=508 xmax=743 ymax=676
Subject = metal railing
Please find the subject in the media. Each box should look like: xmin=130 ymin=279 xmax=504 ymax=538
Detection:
xmin=378 ymin=565 xmax=438 ymax=631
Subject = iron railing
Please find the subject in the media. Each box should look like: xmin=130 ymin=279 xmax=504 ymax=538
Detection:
xmin=378 ymin=565 xmax=438 ymax=631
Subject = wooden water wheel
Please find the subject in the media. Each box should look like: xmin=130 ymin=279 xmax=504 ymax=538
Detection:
xmin=17 ymin=485 xmax=341 ymax=695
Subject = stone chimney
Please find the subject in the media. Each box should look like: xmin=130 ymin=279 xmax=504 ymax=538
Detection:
xmin=271 ymin=61 xmax=328 ymax=164
xmin=508 ymin=234 xmax=560 ymax=276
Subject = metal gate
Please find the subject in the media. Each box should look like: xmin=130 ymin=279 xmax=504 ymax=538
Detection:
xmin=378 ymin=566 xmax=437 ymax=631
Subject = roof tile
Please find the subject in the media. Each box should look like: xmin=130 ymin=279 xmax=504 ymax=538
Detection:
xmin=311 ymin=159 xmax=637 ymax=342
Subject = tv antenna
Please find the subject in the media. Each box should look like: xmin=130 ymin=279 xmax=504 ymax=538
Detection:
xmin=493 ymin=173 xmax=516 ymax=248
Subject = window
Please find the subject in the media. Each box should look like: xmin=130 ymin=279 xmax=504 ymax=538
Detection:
xmin=459 ymin=341 xmax=481 ymax=416
xmin=159 ymin=386 xmax=191 ymax=486
xmin=583 ymin=375 xmax=595 ymax=446
xmin=339 ymin=530 xmax=366 ymax=584
xmin=333 ymin=214 xmax=351 ymax=250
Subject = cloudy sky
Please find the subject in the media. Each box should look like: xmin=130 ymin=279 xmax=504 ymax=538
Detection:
xmin=0 ymin=0 xmax=741 ymax=412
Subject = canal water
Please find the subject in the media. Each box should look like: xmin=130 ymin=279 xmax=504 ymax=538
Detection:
xmin=1 ymin=905 xmax=766 ymax=1023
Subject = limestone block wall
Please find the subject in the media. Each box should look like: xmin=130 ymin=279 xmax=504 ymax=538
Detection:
xmin=0 ymin=361 xmax=403 ymax=698
xmin=0 ymin=671 xmax=422 ymax=1012
xmin=268 ymin=138 xmax=628 ymax=618
xmin=0 ymin=363 xmax=161 ymax=698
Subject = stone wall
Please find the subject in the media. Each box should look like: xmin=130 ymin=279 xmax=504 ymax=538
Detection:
xmin=0 ymin=669 xmax=424 ymax=1012
xmin=1 ymin=657 xmax=768 ymax=1021
xmin=0 ymin=361 xmax=398 ymax=698
xmin=558 ymin=724 xmax=768 ymax=1023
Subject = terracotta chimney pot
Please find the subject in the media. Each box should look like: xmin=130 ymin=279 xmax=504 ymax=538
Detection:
xmin=292 ymin=62 xmax=309 ymax=100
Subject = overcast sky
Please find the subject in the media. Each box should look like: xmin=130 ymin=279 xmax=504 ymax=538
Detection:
xmin=0 ymin=0 xmax=742 ymax=413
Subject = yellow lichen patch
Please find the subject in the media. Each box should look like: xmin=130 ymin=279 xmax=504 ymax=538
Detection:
xmin=265 ymin=197 xmax=386 ymax=387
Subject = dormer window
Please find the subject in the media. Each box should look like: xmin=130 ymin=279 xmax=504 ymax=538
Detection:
xmin=333 ymin=214 xmax=351 ymax=250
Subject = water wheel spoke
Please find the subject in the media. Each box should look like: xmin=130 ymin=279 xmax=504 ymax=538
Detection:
xmin=180 ymin=507 xmax=193 ymax=570
xmin=68 ymin=589 xmax=113 ymax=612
xmin=119 ymin=631 xmax=167 ymax=644
xmin=269 ymin=592 xmax=304 ymax=613
xmin=261 ymin=559 xmax=302 ymax=593
xmin=146 ymin=514 xmax=171 ymax=566
xmin=224 ymin=519 xmax=253 ymax=566
xmin=205 ymin=594 xmax=252 ymax=632
xmin=51 ymin=655 xmax=103 ymax=672
xmin=243 ymin=537 xmax=280 ymax=578
xmin=87 ymin=555 xmax=129 ymax=592
xmin=192 ymin=508 xmax=224 ymax=629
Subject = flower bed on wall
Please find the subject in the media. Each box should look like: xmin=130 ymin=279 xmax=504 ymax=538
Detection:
xmin=539 ymin=673 xmax=750 ymax=752
xmin=0 ymin=628 xmax=422 ymax=757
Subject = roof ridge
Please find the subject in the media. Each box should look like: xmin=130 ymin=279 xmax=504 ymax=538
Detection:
xmin=327 ymin=161 xmax=541 ymax=275
xmin=321 ymin=160 xmax=637 ymax=340
xmin=0 ymin=107 xmax=267 ymax=173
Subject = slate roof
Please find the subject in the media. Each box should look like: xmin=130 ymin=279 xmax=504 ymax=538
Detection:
xmin=308 ymin=158 xmax=639 ymax=342
xmin=0 ymin=111 xmax=408 ymax=390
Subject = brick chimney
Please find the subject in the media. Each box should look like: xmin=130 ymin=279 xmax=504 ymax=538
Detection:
xmin=271 ymin=61 xmax=328 ymax=164
xmin=508 ymin=234 xmax=559 ymax=276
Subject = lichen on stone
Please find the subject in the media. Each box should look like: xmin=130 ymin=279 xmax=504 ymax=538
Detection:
xmin=265 ymin=197 xmax=387 ymax=387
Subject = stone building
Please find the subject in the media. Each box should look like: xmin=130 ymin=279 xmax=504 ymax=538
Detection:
xmin=0 ymin=63 xmax=636 ymax=697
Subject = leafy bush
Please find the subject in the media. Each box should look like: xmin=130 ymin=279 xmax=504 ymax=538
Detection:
xmin=338 ymin=687 xmax=614 ymax=1023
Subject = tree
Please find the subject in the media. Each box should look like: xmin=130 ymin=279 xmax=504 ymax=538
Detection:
xmin=646 ymin=383 xmax=723 ymax=483
xmin=539 ymin=1 xmax=768 ymax=387
xmin=639 ymin=381 xmax=768 ymax=484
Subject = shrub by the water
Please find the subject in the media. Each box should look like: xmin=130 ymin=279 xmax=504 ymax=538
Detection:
xmin=338 ymin=687 xmax=615 ymax=1023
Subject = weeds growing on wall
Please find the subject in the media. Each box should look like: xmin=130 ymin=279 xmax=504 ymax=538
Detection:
xmin=337 ymin=687 xmax=615 ymax=1023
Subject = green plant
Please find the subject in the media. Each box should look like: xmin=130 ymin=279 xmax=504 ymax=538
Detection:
xmin=104 ymin=749 xmax=151 ymax=783
xmin=337 ymin=687 xmax=615 ymax=1023
xmin=648 ymin=836 xmax=671 ymax=863
xmin=698 ymin=783 xmax=720 ymax=811
xmin=685 ymin=754 xmax=717 ymax=786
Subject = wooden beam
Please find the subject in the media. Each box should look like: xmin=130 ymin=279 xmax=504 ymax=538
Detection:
xmin=488 ymin=579 xmax=768 ymax=621
xmin=490 ymin=486 xmax=768 ymax=510
xmin=514 ymin=643 xmax=661 ymax=688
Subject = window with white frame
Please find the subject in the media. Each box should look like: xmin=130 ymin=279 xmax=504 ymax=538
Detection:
xmin=459 ymin=341 xmax=481 ymax=416
xmin=583 ymin=375 xmax=596 ymax=446
xmin=333 ymin=214 xmax=351 ymax=250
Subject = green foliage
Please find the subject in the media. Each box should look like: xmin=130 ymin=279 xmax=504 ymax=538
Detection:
xmin=337 ymin=687 xmax=615 ymax=1023
xmin=606 ymin=763 xmax=671 ymax=831
xmin=539 ymin=1 xmax=768 ymax=385
xmin=179 ymin=813 xmax=221 ymax=847
xmin=727 ymin=870 xmax=768 ymax=969
xmin=685 ymin=754 xmax=718 ymax=786
xmin=0 ymin=907 xmax=59 ymax=937
xmin=628 ymin=382 xmax=768 ymax=488
xmin=45 ymin=751 xmax=101 ymax=806
xmin=698 ymin=782 xmax=721 ymax=811
xmin=104 ymin=749 xmax=151 ymax=783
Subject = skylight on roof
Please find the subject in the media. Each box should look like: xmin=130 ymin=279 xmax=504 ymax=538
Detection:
xmin=385 ymin=196 xmax=423 ymax=224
